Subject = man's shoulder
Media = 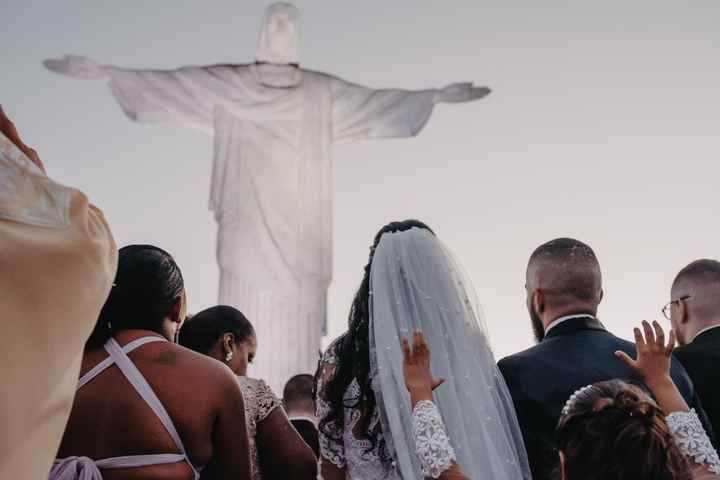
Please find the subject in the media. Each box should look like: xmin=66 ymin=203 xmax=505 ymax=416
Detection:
xmin=674 ymin=340 xmax=716 ymax=365
xmin=497 ymin=330 xmax=634 ymax=374
xmin=497 ymin=343 xmax=548 ymax=376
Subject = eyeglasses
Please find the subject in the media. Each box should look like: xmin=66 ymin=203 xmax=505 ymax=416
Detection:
xmin=661 ymin=295 xmax=691 ymax=321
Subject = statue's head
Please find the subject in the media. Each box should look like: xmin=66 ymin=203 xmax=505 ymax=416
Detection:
xmin=256 ymin=2 xmax=300 ymax=65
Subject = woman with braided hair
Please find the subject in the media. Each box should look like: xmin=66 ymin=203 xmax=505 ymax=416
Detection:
xmin=558 ymin=321 xmax=720 ymax=480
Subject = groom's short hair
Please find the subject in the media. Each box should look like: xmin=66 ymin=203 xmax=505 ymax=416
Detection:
xmin=673 ymin=259 xmax=720 ymax=292
xmin=527 ymin=238 xmax=602 ymax=303
xmin=672 ymin=259 xmax=720 ymax=319
xmin=283 ymin=374 xmax=315 ymax=412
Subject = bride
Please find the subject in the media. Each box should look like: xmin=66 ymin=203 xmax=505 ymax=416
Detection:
xmin=316 ymin=220 xmax=531 ymax=479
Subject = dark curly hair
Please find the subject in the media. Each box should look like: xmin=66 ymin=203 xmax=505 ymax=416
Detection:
xmin=557 ymin=379 xmax=691 ymax=480
xmin=316 ymin=219 xmax=435 ymax=463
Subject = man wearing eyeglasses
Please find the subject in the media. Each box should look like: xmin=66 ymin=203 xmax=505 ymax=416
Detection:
xmin=666 ymin=259 xmax=720 ymax=446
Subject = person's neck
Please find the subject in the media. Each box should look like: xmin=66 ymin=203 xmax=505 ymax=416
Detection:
xmin=286 ymin=408 xmax=316 ymax=422
xmin=254 ymin=60 xmax=300 ymax=68
xmin=114 ymin=329 xmax=167 ymax=342
xmin=542 ymin=308 xmax=596 ymax=331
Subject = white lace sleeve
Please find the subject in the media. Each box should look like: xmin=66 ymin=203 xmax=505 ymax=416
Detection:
xmin=666 ymin=409 xmax=720 ymax=475
xmin=254 ymin=379 xmax=282 ymax=422
xmin=412 ymin=400 xmax=456 ymax=478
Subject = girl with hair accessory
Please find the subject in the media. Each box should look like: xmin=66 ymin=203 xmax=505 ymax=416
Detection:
xmin=558 ymin=320 xmax=720 ymax=480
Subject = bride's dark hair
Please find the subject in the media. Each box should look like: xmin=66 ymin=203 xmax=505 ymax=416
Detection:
xmin=316 ymin=219 xmax=435 ymax=462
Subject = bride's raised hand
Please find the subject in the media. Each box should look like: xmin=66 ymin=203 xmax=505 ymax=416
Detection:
xmin=402 ymin=330 xmax=444 ymax=406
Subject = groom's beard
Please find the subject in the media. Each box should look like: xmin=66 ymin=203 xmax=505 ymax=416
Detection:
xmin=529 ymin=306 xmax=545 ymax=343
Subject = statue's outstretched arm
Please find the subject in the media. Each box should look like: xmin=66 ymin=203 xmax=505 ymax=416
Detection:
xmin=330 ymin=76 xmax=491 ymax=142
xmin=434 ymin=83 xmax=491 ymax=104
xmin=43 ymin=55 xmax=107 ymax=80
xmin=43 ymin=55 xmax=225 ymax=133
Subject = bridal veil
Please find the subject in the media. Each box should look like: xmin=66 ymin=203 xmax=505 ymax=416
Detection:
xmin=369 ymin=227 xmax=531 ymax=479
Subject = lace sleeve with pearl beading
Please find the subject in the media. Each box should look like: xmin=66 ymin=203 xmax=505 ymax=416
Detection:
xmin=666 ymin=409 xmax=720 ymax=475
xmin=412 ymin=400 xmax=457 ymax=479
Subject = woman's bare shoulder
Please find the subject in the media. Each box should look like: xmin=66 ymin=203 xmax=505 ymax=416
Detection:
xmin=156 ymin=343 xmax=240 ymax=390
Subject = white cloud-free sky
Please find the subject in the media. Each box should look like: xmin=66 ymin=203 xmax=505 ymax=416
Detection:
xmin=2 ymin=0 xmax=719 ymax=360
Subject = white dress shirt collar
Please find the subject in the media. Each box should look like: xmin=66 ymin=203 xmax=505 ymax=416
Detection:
xmin=287 ymin=414 xmax=318 ymax=427
xmin=545 ymin=314 xmax=596 ymax=335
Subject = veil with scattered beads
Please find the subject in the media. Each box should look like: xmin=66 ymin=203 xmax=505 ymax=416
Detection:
xmin=369 ymin=227 xmax=531 ymax=479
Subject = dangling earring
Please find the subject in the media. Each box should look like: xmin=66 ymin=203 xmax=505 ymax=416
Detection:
xmin=225 ymin=351 xmax=234 ymax=362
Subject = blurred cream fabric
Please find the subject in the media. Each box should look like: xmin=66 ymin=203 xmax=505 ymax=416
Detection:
xmin=0 ymin=133 xmax=117 ymax=480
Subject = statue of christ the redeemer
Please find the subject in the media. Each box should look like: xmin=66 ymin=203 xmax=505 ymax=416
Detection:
xmin=44 ymin=2 xmax=490 ymax=390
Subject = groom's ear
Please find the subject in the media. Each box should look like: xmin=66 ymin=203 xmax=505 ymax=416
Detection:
xmin=678 ymin=298 xmax=690 ymax=326
xmin=532 ymin=289 xmax=544 ymax=314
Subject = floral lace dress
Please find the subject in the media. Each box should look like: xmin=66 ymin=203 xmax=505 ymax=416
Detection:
xmin=237 ymin=377 xmax=283 ymax=480
xmin=316 ymin=339 xmax=400 ymax=480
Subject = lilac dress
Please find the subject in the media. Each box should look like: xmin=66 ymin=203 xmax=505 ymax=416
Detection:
xmin=49 ymin=337 xmax=202 ymax=479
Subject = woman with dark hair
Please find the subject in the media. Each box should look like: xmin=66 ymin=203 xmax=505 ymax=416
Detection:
xmin=316 ymin=220 xmax=530 ymax=479
xmin=178 ymin=305 xmax=317 ymax=480
xmin=52 ymin=245 xmax=251 ymax=480
xmin=558 ymin=321 xmax=720 ymax=480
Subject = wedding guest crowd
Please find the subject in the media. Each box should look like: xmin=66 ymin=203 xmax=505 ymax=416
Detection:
xmin=1 ymin=105 xmax=719 ymax=480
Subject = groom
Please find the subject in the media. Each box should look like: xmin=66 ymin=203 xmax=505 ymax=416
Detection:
xmin=498 ymin=238 xmax=711 ymax=480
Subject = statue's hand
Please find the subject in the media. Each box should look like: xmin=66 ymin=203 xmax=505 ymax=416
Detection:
xmin=43 ymin=55 xmax=106 ymax=79
xmin=436 ymin=83 xmax=491 ymax=103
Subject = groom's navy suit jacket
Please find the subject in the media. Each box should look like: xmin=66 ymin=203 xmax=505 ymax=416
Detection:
xmin=497 ymin=316 xmax=712 ymax=480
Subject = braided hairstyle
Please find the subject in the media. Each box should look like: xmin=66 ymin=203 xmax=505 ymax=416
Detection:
xmin=316 ymin=219 xmax=435 ymax=462
xmin=178 ymin=305 xmax=255 ymax=355
xmin=86 ymin=245 xmax=185 ymax=349
xmin=557 ymin=380 xmax=691 ymax=480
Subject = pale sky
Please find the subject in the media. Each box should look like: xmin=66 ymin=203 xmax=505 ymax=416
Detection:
xmin=2 ymin=0 xmax=719 ymax=361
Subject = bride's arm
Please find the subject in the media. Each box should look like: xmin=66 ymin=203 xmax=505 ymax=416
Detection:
xmin=616 ymin=321 xmax=720 ymax=478
xmin=403 ymin=331 xmax=469 ymax=480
